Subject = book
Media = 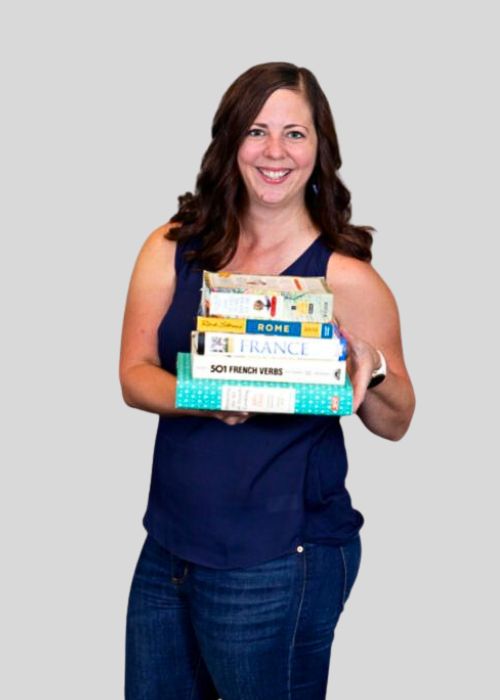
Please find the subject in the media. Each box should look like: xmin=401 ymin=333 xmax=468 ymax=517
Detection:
xmin=193 ymin=330 xmax=347 ymax=361
xmin=190 ymin=333 xmax=346 ymax=385
xmin=176 ymin=353 xmax=353 ymax=416
xmin=196 ymin=316 xmax=336 ymax=339
xmin=200 ymin=271 xmax=333 ymax=322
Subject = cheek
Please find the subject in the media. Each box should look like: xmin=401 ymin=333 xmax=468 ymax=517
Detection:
xmin=237 ymin=151 xmax=250 ymax=172
xmin=237 ymin=154 xmax=249 ymax=183
xmin=237 ymin=139 xmax=263 ymax=167
xmin=299 ymin=144 xmax=318 ymax=170
xmin=236 ymin=152 xmax=247 ymax=184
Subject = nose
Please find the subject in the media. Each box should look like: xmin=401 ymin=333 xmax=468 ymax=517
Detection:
xmin=263 ymin=134 xmax=286 ymax=159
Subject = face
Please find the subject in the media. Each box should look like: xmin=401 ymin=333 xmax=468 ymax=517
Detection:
xmin=237 ymin=88 xmax=318 ymax=209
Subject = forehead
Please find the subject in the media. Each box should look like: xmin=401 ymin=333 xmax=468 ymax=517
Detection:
xmin=253 ymin=88 xmax=314 ymax=125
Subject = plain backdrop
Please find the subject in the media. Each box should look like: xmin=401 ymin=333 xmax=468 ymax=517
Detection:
xmin=1 ymin=1 xmax=498 ymax=698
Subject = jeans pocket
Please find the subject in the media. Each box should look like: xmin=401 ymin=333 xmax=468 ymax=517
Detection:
xmin=340 ymin=536 xmax=362 ymax=606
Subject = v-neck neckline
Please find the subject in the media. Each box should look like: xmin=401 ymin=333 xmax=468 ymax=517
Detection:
xmin=279 ymin=235 xmax=322 ymax=275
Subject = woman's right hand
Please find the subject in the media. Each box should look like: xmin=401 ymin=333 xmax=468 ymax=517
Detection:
xmin=210 ymin=411 xmax=253 ymax=425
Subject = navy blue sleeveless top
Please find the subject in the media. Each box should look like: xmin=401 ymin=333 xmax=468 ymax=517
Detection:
xmin=143 ymin=236 xmax=363 ymax=568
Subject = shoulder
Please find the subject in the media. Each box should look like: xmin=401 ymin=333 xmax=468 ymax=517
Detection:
xmin=325 ymin=252 xmax=400 ymax=339
xmin=326 ymin=252 xmax=384 ymax=290
xmin=327 ymin=251 xmax=396 ymax=305
xmin=124 ymin=223 xmax=182 ymax=307
xmin=129 ymin=222 xmax=181 ymax=284
xmin=136 ymin=222 xmax=178 ymax=263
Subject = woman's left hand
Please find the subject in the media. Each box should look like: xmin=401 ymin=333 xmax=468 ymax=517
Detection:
xmin=325 ymin=254 xmax=415 ymax=439
xmin=339 ymin=326 xmax=381 ymax=413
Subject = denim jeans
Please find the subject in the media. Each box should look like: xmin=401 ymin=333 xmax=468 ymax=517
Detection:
xmin=125 ymin=534 xmax=361 ymax=700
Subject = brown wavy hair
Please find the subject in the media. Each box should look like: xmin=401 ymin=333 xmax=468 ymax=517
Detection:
xmin=167 ymin=62 xmax=374 ymax=268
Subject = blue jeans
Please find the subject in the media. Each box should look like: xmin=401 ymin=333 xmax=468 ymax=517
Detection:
xmin=125 ymin=534 xmax=361 ymax=699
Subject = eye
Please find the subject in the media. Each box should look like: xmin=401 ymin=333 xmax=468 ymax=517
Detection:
xmin=286 ymin=130 xmax=305 ymax=140
xmin=246 ymin=127 xmax=265 ymax=137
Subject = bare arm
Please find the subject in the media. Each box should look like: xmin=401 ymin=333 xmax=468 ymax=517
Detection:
xmin=119 ymin=224 xmax=182 ymax=414
xmin=119 ymin=225 xmax=249 ymax=424
xmin=327 ymin=253 xmax=416 ymax=441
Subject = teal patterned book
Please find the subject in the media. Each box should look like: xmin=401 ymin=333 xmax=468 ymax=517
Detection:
xmin=175 ymin=353 xmax=353 ymax=416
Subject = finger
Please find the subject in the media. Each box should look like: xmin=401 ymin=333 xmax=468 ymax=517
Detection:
xmin=222 ymin=412 xmax=251 ymax=425
xmin=351 ymin=364 xmax=374 ymax=412
xmin=338 ymin=326 xmax=361 ymax=360
xmin=338 ymin=324 xmax=350 ymax=339
xmin=340 ymin=326 xmax=368 ymax=359
xmin=352 ymin=382 xmax=367 ymax=413
xmin=338 ymin=325 xmax=357 ymax=344
xmin=238 ymin=412 xmax=251 ymax=423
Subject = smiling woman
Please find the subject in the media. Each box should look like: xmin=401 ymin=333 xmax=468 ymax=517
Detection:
xmin=120 ymin=62 xmax=415 ymax=700
xmin=166 ymin=63 xmax=376 ymax=271
xmin=236 ymin=88 xmax=318 ymax=208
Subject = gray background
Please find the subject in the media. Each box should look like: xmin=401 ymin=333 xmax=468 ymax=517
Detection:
xmin=1 ymin=0 xmax=498 ymax=697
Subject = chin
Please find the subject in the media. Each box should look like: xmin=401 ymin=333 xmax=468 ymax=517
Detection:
xmin=259 ymin=194 xmax=287 ymax=205
xmin=252 ymin=188 xmax=294 ymax=206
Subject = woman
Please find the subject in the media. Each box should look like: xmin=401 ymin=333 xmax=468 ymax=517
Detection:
xmin=120 ymin=62 xmax=415 ymax=700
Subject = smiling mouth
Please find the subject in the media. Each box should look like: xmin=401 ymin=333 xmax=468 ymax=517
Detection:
xmin=257 ymin=168 xmax=292 ymax=183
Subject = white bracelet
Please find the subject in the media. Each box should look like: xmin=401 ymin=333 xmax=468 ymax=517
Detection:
xmin=368 ymin=350 xmax=387 ymax=389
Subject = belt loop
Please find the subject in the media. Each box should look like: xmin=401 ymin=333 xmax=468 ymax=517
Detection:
xmin=170 ymin=552 xmax=189 ymax=585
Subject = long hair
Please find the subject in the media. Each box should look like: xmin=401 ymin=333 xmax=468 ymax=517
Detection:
xmin=167 ymin=62 xmax=374 ymax=268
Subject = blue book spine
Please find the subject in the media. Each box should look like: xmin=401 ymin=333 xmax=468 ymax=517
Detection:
xmin=245 ymin=320 xmax=334 ymax=338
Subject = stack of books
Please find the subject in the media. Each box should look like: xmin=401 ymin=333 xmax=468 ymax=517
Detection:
xmin=175 ymin=271 xmax=353 ymax=416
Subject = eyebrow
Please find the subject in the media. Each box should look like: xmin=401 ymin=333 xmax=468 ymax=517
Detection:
xmin=253 ymin=122 xmax=310 ymax=132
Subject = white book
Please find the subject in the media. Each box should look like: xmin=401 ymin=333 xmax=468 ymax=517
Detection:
xmin=191 ymin=338 xmax=346 ymax=385
xmin=201 ymin=271 xmax=333 ymax=322
xmin=193 ymin=331 xmax=347 ymax=361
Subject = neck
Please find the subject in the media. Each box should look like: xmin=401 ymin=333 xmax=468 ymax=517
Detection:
xmin=239 ymin=202 xmax=316 ymax=251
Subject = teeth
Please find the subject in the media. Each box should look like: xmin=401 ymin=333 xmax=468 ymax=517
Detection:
xmin=260 ymin=169 xmax=290 ymax=180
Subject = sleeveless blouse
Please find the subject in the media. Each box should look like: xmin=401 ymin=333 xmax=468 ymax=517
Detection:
xmin=143 ymin=235 xmax=364 ymax=568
